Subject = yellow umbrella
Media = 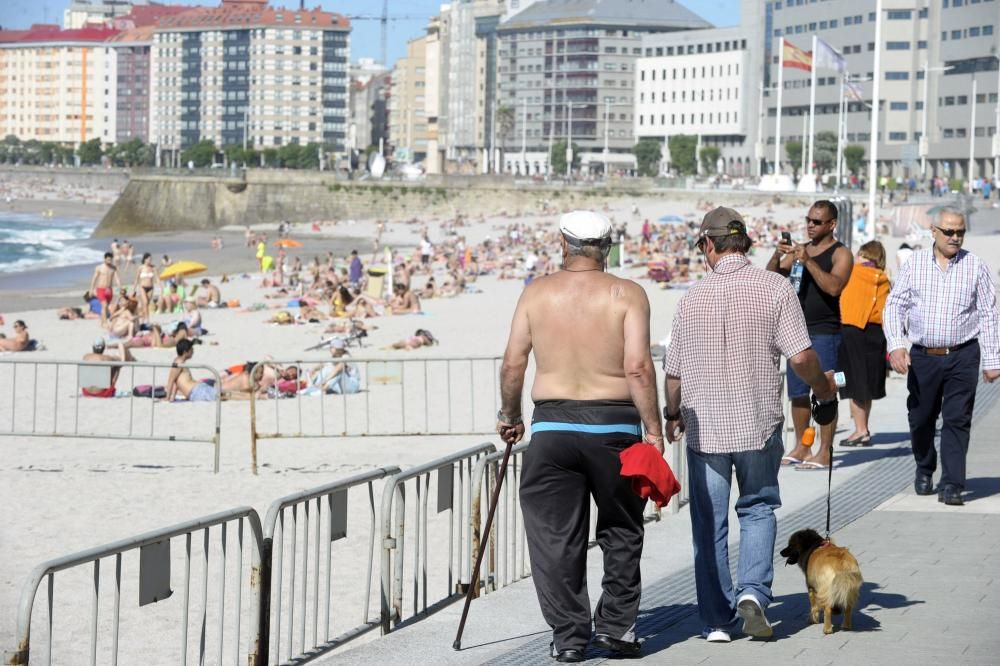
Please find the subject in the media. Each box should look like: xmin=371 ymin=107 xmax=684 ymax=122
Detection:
xmin=159 ymin=260 xmax=207 ymax=281
xmin=274 ymin=239 xmax=303 ymax=248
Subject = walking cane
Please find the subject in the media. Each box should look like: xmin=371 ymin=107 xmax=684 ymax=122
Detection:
xmin=452 ymin=439 xmax=516 ymax=650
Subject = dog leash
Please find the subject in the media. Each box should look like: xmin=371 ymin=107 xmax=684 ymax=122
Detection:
xmin=825 ymin=448 xmax=833 ymax=539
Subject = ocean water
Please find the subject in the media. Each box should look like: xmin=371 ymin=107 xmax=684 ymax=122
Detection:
xmin=0 ymin=214 xmax=103 ymax=274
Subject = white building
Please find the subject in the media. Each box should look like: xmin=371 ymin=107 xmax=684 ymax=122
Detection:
xmin=635 ymin=26 xmax=753 ymax=176
xmin=63 ymin=0 xmax=149 ymax=29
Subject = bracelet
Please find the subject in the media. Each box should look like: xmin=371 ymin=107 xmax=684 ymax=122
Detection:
xmin=662 ymin=406 xmax=681 ymax=421
xmin=644 ymin=433 xmax=664 ymax=443
xmin=496 ymin=410 xmax=522 ymax=426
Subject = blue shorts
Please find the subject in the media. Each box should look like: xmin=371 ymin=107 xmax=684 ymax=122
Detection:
xmin=189 ymin=382 xmax=218 ymax=402
xmin=787 ymin=333 xmax=840 ymax=399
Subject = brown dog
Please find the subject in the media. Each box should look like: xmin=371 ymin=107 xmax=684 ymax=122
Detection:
xmin=780 ymin=529 xmax=863 ymax=634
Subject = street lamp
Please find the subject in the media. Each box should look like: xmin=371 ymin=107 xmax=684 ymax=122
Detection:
xmin=920 ymin=62 xmax=956 ymax=180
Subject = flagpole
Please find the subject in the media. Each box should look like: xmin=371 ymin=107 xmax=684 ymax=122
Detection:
xmin=866 ymin=0 xmax=883 ymax=242
xmin=807 ymin=34 xmax=818 ymax=181
xmin=801 ymin=114 xmax=808 ymax=178
xmin=836 ymin=72 xmax=846 ymax=191
xmin=774 ymin=38 xmax=785 ymax=174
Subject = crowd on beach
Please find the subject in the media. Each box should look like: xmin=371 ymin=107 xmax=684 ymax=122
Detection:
xmin=1 ymin=175 xmax=121 ymax=207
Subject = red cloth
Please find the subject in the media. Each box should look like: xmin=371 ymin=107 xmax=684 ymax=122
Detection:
xmin=619 ymin=443 xmax=681 ymax=508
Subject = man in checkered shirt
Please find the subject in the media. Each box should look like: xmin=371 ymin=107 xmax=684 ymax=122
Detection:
xmin=664 ymin=207 xmax=837 ymax=643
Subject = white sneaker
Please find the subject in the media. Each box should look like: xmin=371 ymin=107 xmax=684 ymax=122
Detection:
xmin=737 ymin=594 xmax=773 ymax=638
xmin=705 ymin=629 xmax=731 ymax=643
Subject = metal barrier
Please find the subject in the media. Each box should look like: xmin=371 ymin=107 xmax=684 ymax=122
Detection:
xmin=379 ymin=443 xmax=496 ymax=633
xmin=6 ymin=508 xmax=264 ymax=665
xmin=667 ymin=439 xmax=690 ymax=514
xmin=248 ymin=356 xmax=502 ymax=473
xmin=0 ymin=359 xmax=223 ymax=472
xmin=261 ymin=466 xmax=400 ymax=665
xmin=467 ymin=443 xmax=531 ymax=596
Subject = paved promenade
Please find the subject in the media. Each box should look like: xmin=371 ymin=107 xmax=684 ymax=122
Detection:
xmin=323 ymin=372 xmax=1000 ymax=665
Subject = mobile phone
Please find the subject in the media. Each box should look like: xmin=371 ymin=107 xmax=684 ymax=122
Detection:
xmin=781 ymin=231 xmax=792 ymax=244
xmin=834 ymin=371 xmax=846 ymax=388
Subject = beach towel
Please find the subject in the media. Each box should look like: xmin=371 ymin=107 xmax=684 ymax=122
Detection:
xmin=133 ymin=385 xmax=167 ymax=399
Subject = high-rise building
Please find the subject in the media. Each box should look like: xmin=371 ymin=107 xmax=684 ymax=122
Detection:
xmin=762 ymin=0 xmax=999 ymax=181
xmin=0 ymin=25 xmax=123 ymax=145
xmin=388 ymin=35 xmax=429 ymax=164
xmin=150 ymin=0 xmax=350 ymax=165
xmin=349 ymin=58 xmax=389 ymax=154
xmin=496 ymin=0 xmax=712 ymax=175
xmin=64 ymin=0 xmax=150 ymax=29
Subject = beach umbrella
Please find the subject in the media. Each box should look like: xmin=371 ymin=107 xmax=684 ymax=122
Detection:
xmin=658 ymin=214 xmax=684 ymax=223
xmin=274 ymin=239 xmax=304 ymax=248
xmin=159 ymin=260 xmax=207 ymax=280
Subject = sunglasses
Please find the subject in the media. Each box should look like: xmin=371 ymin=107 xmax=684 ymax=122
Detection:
xmin=934 ymin=227 xmax=966 ymax=238
xmin=805 ymin=217 xmax=831 ymax=226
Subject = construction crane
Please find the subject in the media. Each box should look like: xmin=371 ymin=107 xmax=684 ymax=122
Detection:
xmin=345 ymin=1 xmax=430 ymax=67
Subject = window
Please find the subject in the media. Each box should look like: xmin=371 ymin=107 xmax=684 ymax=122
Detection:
xmin=889 ymin=131 xmax=907 ymax=141
xmin=951 ymin=30 xmax=961 ymax=39
xmin=969 ymin=27 xmax=980 ymax=37
xmin=885 ymin=71 xmax=909 ymax=80
xmin=915 ymin=101 xmax=924 ymax=110
xmin=820 ymin=20 xmax=828 ymax=29
xmin=917 ymin=40 xmax=928 ymax=49
xmin=943 ymin=128 xmax=954 ymax=138
xmin=985 ymin=25 xmax=995 ymax=36
xmin=956 ymin=127 xmax=967 ymax=138
xmin=957 ymin=95 xmax=968 ymax=104
xmin=919 ymin=7 xmax=929 ymax=17
xmin=890 ymin=101 xmax=908 ymax=110
xmin=886 ymin=41 xmax=910 ymax=50
xmin=868 ymin=12 xmax=876 ymax=20
xmin=887 ymin=10 xmax=912 ymax=18
xmin=830 ymin=19 xmax=838 ymax=28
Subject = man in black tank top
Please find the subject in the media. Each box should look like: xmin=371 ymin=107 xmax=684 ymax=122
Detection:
xmin=767 ymin=200 xmax=854 ymax=470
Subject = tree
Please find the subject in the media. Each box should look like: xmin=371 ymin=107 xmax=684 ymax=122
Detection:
xmin=224 ymin=144 xmax=259 ymax=166
xmin=699 ymin=145 xmax=721 ymax=174
xmin=633 ymin=138 xmax=662 ymax=177
xmin=180 ymin=139 xmax=217 ymax=167
xmin=496 ymin=105 xmax=515 ymax=150
xmin=843 ymin=144 xmax=866 ymax=176
xmin=277 ymin=143 xmax=304 ymax=168
xmin=549 ymin=140 xmax=580 ymax=176
xmin=298 ymin=143 xmax=322 ymax=170
xmin=667 ymin=135 xmax=697 ymax=175
xmin=261 ymin=148 xmax=279 ymax=167
xmin=785 ymin=140 xmax=803 ymax=178
xmin=78 ymin=138 xmax=103 ymax=165
xmin=813 ymin=131 xmax=838 ymax=174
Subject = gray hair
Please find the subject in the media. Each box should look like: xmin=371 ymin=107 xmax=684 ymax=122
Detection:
xmin=564 ymin=242 xmax=607 ymax=262
xmin=935 ymin=206 xmax=966 ymax=225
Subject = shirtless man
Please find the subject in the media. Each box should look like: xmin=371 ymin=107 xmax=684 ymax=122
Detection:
xmin=0 ymin=320 xmax=30 ymax=351
xmin=83 ymin=338 xmax=135 ymax=389
xmin=89 ymin=252 xmax=122 ymax=325
xmin=498 ymin=210 xmax=662 ymax=661
xmin=389 ymin=283 xmax=421 ymax=314
xmin=196 ymin=279 xmax=222 ymax=307
xmin=164 ymin=339 xmax=217 ymax=402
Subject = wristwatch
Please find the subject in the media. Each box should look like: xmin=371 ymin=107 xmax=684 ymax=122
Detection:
xmin=663 ymin=406 xmax=681 ymax=421
xmin=497 ymin=410 xmax=523 ymax=426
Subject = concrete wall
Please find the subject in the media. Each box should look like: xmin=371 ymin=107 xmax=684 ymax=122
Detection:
xmin=93 ymin=168 xmax=831 ymax=237
xmin=0 ymin=166 xmax=129 ymax=191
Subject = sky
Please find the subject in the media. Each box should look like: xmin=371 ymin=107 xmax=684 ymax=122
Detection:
xmin=0 ymin=0 xmax=740 ymax=67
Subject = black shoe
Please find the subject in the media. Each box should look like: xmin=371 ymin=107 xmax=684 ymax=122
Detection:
xmin=938 ymin=484 xmax=964 ymax=506
xmin=593 ymin=633 xmax=641 ymax=657
xmin=915 ymin=473 xmax=935 ymax=496
xmin=553 ymin=649 xmax=585 ymax=663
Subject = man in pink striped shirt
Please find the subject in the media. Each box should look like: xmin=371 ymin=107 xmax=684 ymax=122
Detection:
xmin=883 ymin=207 xmax=1000 ymax=506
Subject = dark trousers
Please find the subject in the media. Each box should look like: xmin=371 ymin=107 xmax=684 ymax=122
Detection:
xmin=907 ymin=341 xmax=980 ymax=490
xmin=519 ymin=432 xmax=645 ymax=652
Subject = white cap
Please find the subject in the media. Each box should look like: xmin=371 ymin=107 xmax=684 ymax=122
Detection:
xmin=559 ymin=210 xmax=612 ymax=243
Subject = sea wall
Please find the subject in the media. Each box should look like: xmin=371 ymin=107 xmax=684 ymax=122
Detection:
xmin=93 ymin=169 xmax=823 ymax=237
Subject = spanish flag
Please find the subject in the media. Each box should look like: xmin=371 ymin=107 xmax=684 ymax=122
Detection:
xmin=782 ymin=38 xmax=812 ymax=72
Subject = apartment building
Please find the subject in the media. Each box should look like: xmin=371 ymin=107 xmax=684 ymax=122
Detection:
xmin=0 ymin=25 xmax=123 ymax=145
xmin=388 ymin=35 xmax=429 ymax=164
xmin=634 ymin=27 xmax=754 ymax=176
xmin=496 ymin=0 xmax=711 ymax=174
xmin=150 ymin=0 xmax=350 ymax=165
xmin=64 ymin=0 xmax=150 ymax=29
xmin=763 ymin=0 xmax=999 ymax=180
xmin=349 ymin=58 xmax=389 ymax=153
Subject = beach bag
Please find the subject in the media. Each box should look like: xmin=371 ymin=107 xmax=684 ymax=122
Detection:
xmin=133 ymin=385 xmax=166 ymax=399
xmin=81 ymin=387 xmax=115 ymax=398
xmin=327 ymin=364 xmax=361 ymax=394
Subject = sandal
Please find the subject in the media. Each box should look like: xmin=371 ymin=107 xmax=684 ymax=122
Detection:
xmin=840 ymin=433 xmax=870 ymax=447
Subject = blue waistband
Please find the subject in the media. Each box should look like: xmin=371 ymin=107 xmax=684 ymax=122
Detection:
xmin=531 ymin=421 xmax=642 ymax=436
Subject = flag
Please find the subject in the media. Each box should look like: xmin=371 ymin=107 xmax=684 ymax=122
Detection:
xmin=814 ymin=37 xmax=846 ymax=73
xmin=782 ymin=39 xmax=812 ymax=72
xmin=843 ymin=79 xmax=864 ymax=102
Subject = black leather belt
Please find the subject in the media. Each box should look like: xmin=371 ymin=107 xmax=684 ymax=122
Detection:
xmin=913 ymin=339 xmax=977 ymax=356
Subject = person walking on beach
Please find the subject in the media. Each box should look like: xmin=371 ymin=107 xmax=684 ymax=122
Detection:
xmin=883 ymin=207 xmax=1000 ymax=506
xmin=766 ymin=200 xmax=853 ymax=470
xmin=837 ymin=241 xmax=891 ymax=447
xmin=89 ymin=252 xmax=122 ymax=326
xmin=664 ymin=207 xmax=838 ymax=643
xmin=499 ymin=210 xmax=663 ymax=661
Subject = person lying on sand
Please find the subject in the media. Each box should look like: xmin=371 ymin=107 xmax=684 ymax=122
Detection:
xmin=386 ymin=328 xmax=437 ymax=350
xmin=125 ymin=322 xmax=190 ymax=349
xmin=220 ymin=362 xmax=300 ymax=398
xmin=0 ymin=320 xmax=30 ymax=351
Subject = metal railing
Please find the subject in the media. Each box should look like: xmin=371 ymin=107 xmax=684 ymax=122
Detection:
xmin=379 ymin=443 xmax=496 ymax=633
xmin=0 ymin=359 xmax=223 ymax=472
xmin=261 ymin=466 xmax=400 ymax=665
xmin=248 ymin=356 xmax=502 ymax=473
xmin=467 ymin=443 xmax=531 ymax=596
xmin=667 ymin=439 xmax=690 ymax=514
xmin=6 ymin=508 xmax=264 ymax=665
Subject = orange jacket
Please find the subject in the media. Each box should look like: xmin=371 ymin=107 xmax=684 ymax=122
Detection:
xmin=840 ymin=264 xmax=890 ymax=328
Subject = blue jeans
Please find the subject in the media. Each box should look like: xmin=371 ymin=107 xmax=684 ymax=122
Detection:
xmin=686 ymin=429 xmax=783 ymax=634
